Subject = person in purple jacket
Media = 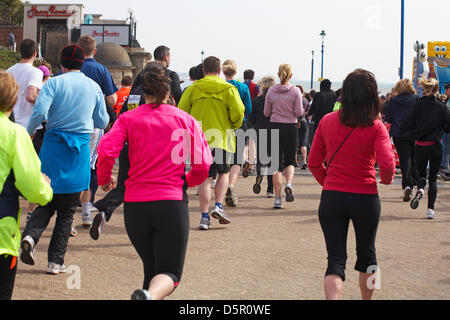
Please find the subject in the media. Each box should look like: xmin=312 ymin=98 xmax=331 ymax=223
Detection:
xmin=264 ymin=64 xmax=303 ymax=209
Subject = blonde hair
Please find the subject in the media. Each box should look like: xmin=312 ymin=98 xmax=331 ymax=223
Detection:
xmin=222 ymin=59 xmax=237 ymax=77
xmin=77 ymin=35 xmax=96 ymax=56
xmin=393 ymin=79 xmax=416 ymax=95
xmin=278 ymin=64 xmax=292 ymax=85
xmin=258 ymin=75 xmax=276 ymax=95
xmin=0 ymin=70 xmax=19 ymax=113
xmin=419 ymin=77 xmax=440 ymax=96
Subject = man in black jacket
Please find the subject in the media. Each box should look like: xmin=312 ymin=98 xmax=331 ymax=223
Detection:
xmin=307 ymin=79 xmax=336 ymax=129
xmin=153 ymin=45 xmax=182 ymax=105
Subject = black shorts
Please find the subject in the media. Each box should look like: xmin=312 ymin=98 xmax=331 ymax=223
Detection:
xmin=269 ymin=122 xmax=298 ymax=172
xmin=208 ymin=148 xmax=232 ymax=178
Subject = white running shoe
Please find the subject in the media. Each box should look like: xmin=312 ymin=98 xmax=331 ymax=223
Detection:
xmin=211 ymin=205 xmax=231 ymax=224
xmin=82 ymin=212 xmax=93 ymax=227
xmin=211 ymin=179 xmax=216 ymax=189
xmin=90 ymin=212 xmax=106 ymax=240
xmin=426 ymin=209 xmax=436 ymax=220
xmin=131 ymin=289 xmax=152 ymax=300
xmin=47 ymin=262 xmax=68 ymax=275
xmin=199 ymin=217 xmax=212 ymax=230
xmin=20 ymin=235 xmax=36 ymax=266
xmin=274 ymin=197 xmax=282 ymax=209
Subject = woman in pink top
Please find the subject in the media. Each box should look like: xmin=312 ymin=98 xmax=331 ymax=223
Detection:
xmin=96 ymin=62 xmax=212 ymax=300
xmin=309 ymin=69 xmax=395 ymax=300
xmin=264 ymin=64 xmax=303 ymax=209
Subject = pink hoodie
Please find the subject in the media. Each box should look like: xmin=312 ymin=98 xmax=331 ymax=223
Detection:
xmin=264 ymin=84 xmax=304 ymax=123
xmin=97 ymin=104 xmax=212 ymax=202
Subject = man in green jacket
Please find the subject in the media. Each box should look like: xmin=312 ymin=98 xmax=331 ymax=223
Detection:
xmin=0 ymin=71 xmax=53 ymax=300
xmin=179 ymin=56 xmax=245 ymax=230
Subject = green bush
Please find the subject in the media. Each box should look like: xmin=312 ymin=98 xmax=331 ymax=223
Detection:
xmin=0 ymin=50 xmax=20 ymax=70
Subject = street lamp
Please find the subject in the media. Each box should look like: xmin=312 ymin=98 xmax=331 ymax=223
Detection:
xmin=201 ymin=51 xmax=205 ymax=62
xmin=311 ymin=51 xmax=315 ymax=90
xmin=128 ymin=8 xmax=137 ymax=47
xmin=320 ymin=30 xmax=326 ymax=80
xmin=399 ymin=0 xmax=405 ymax=79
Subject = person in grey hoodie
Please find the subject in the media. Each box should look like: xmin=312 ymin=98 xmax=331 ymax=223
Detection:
xmin=264 ymin=64 xmax=303 ymax=209
xmin=384 ymin=79 xmax=419 ymax=201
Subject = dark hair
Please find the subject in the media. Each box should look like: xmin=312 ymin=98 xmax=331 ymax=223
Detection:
xmin=335 ymin=88 xmax=342 ymax=98
xmin=189 ymin=66 xmax=197 ymax=80
xmin=203 ymin=56 xmax=221 ymax=74
xmin=296 ymin=85 xmax=304 ymax=94
xmin=193 ymin=63 xmax=204 ymax=80
xmin=141 ymin=61 xmax=171 ymax=106
xmin=121 ymin=75 xmax=132 ymax=86
xmin=339 ymin=69 xmax=380 ymax=128
xmin=243 ymin=69 xmax=255 ymax=80
xmin=20 ymin=39 xmax=37 ymax=60
xmin=320 ymin=79 xmax=332 ymax=92
xmin=153 ymin=45 xmax=170 ymax=61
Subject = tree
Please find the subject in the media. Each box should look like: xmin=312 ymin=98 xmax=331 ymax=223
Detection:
xmin=0 ymin=0 xmax=24 ymax=26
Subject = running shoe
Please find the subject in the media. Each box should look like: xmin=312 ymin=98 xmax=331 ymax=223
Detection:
xmin=199 ymin=217 xmax=212 ymax=230
xmin=410 ymin=189 xmax=424 ymax=210
xmin=90 ymin=212 xmax=106 ymax=240
xmin=20 ymin=236 xmax=36 ymax=266
xmin=46 ymin=262 xmax=68 ymax=275
xmin=70 ymin=223 xmax=78 ymax=237
xmin=403 ymin=187 xmax=412 ymax=202
xmin=90 ymin=205 xmax=99 ymax=213
xmin=267 ymin=192 xmax=274 ymax=198
xmin=253 ymin=175 xmax=263 ymax=194
xmin=242 ymin=161 xmax=250 ymax=178
xmin=301 ymin=163 xmax=308 ymax=170
xmin=82 ymin=212 xmax=93 ymax=227
xmin=211 ymin=179 xmax=216 ymax=189
xmin=26 ymin=212 xmax=33 ymax=224
xmin=426 ymin=209 xmax=436 ymax=220
xmin=211 ymin=205 xmax=231 ymax=224
xmin=274 ymin=197 xmax=282 ymax=209
xmin=131 ymin=289 xmax=152 ymax=300
xmin=225 ymin=186 xmax=238 ymax=207
xmin=285 ymin=184 xmax=295 ymax=202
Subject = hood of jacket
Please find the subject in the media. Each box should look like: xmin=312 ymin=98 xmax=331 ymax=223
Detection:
xmin=271 ymin=83 xmax=295 ymax=93
xmin=389 ymin=94 xmax=418 ymax=108
xmin=192 ymin=75 xmax=235 ymax=95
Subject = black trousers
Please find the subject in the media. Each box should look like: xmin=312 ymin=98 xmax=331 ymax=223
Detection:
xmin=94 ymin=144 xmax=129 ymax=221
xmin=255 ymin=128 xmax=273 ymax=193
xmin=124 ymin=200 xmax=189 ymax=291
xmin=393 ymin=137 xmax=417 ymax=189
xmin=23 ymin=192 xmax=81 ymax=265
xmin=415 ymin=143 xmax=442 ymax=210
xmin=0 ymin=255 xmax=16 ymax=300
xmin=319 ymin=190 xmax=381 ymax=281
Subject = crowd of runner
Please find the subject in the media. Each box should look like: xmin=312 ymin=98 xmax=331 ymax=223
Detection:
xmin=1 ymin=37 xmax=449 ymax=300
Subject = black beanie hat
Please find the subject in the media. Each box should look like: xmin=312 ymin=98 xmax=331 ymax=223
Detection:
xmin=60 ymin=44 xmax=84 ymax=70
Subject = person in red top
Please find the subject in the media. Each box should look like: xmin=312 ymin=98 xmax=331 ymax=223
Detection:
xmin=309 ymin=69 xmax=395 ymax=300
xmin=113 ymin=76 xmax=132 ymax=116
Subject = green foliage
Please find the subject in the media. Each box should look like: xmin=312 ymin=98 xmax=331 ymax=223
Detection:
xmin=0 ymin=50 xmax=20 ymax=70
xmin=0 ymin=0 xmax=24 ymax=26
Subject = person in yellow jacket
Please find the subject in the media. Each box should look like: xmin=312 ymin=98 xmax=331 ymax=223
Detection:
xmin=0 ymin=71 xmax=53 ymax=300
xmin=178 ymin=56 xmax=244 ymax=231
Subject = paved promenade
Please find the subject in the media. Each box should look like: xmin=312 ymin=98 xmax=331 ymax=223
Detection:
xmin=13 ymin=168 xmax=450 ymax=300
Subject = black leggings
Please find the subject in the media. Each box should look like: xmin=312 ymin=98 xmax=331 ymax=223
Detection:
xmin=319 ymin=190 xmax=381 ymax=281
xmin=124 ymin=200 xmax=189 ymax=291
xmin=269 ymin=122 xmax=298 ymax=172
xmin=415 ymin=143 xmax=442 ymax=210
xmin=0 ymin=255 xmax=17 ymax=300
xmin=393 ymin=137 xmax=417 ymax=189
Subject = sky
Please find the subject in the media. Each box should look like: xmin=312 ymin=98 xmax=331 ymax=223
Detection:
xmin=27 ymin=0 xmax=449 ymax=87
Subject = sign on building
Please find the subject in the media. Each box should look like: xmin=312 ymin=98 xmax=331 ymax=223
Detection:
xmin=80 ymin=25 xmax=130 ymax=46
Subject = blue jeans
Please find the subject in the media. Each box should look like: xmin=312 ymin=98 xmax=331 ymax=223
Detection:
xmin=441 ymin=133 xmax=450 ymax=169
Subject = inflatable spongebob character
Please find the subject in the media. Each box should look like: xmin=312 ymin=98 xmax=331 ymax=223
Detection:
xmin=427 ymin=41 xmax=450 ymax=92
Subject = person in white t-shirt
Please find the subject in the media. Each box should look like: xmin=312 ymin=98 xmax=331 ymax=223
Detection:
xmin=7 ymin=39 xmax=43 ymax=129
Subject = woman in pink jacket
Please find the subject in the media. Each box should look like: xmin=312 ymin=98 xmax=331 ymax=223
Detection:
xmin=96 ymin=62 xmax=212 ymax=300
xmin=264 ymin=64 xmax=303 ymax=209
xmin=309 ymin=69 xmax=395 ymax=300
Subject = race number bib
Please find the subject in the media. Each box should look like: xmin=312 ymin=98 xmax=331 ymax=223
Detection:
xmin=127 ymin=94 xmax=141 ymax=111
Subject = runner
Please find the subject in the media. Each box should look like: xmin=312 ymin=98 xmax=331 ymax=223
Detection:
xmin=6 ymin=39 xmax=44 ymax=222
xmin=402 ymin=77 xmax=450 ymax=219
xmin=296 ymin=85 xmax=310 ymax=170
xmin=244 ymin=69 xmax=260 ymax=174
xmin=75 ymin=35 xmax=118 ymax=231
xmin=90 ymin=47 xmax=184 ymax=241
xmin=264 ymin=64 xmax=303 ymax=209
xmin=96 ymin=61 xmax=212 ymax=300
xmin=178 ymin=56 xmax=245 ymax=230
xmin=223 ymin=60 xmax=252 ymax=207
xmin=20 ymin=44 xmax=109 ymax=275
xmin=0 ymin=71 xmax=52 ymax=300
xmin=113 ymin=76 xmax=132 ymax=116
xmin=248 ymin=75 xmax=276 ymax=197
xmin=384 ymin=79 xmax=419 ymax=201
xmin=153 ymin=45 xmax=182 ymax=105
xmin=308 ymin=69 xmax=395 ymax=300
